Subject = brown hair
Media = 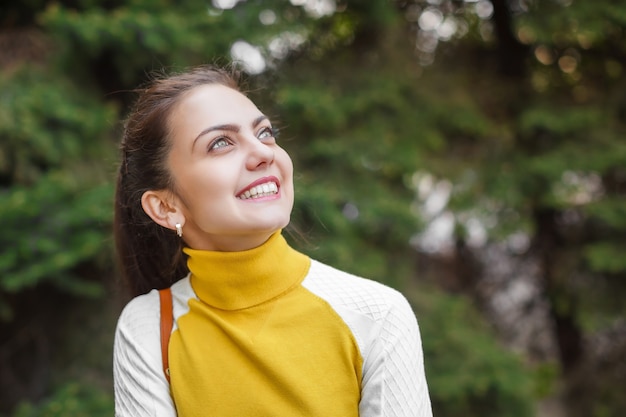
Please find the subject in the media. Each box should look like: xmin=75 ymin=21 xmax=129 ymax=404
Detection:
xmin=114 ymin=66 xmax=240 ymax=297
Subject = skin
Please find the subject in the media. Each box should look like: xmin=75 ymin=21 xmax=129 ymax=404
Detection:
xmin=141 ymin=84 xmax=294 ymax=252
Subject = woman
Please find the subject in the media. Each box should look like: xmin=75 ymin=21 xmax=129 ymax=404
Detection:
xmin=113 ymin=65 xmax=432 ymax=417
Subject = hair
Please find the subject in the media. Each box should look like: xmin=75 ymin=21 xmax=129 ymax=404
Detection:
xmin=114 ymin=65 xmax=241 ymax=297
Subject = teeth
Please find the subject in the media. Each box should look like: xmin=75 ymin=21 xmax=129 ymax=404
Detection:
xmin=238 ymin=182 xmax=278 ymax=200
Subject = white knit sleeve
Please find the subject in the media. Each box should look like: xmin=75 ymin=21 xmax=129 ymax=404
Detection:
xmin=113 ymin=290 xmax=177 ymax=417
xmin=359 ymin=292 xmax=432 ymax=417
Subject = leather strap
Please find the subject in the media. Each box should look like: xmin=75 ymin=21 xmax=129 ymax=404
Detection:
xmin=159 ymin=288 xmax=173 ymax=383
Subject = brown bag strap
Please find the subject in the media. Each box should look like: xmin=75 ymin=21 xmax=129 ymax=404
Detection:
xmin=158 ymin=288 xmax=173 ymax=383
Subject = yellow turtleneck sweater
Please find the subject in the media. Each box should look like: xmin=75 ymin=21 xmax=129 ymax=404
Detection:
xmin=170 ymin=232 xmax=362 ymax=416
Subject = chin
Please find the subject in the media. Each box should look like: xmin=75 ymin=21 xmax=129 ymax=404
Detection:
xmin=263 ymin=218 xmax=291 ymax=234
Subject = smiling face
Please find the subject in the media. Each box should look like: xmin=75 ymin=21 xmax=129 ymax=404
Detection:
xmin=159 ymin=84 xmax=294 ymax=251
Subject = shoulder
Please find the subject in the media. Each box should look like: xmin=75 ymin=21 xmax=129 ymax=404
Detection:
xmin=302 ymin=259 xmax=420 ymax=365
xmin=114 ymin=288 xmax=162 ymax=368
xmin=116 ymin=289 xmax=160 ymax=337
xmin=302 ymin=259 xmax=418 ymax=357
xmin=113 ymin=288 xmax=163 ymax=393
xmin=303 ymin=259 xmax=413 ymax=322
xmin=115 ymin=275 xmax=193 ymax=351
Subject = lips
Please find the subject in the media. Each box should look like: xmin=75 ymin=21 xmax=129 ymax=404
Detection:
xmin=237 ymin=177 xmax=280 ymax=200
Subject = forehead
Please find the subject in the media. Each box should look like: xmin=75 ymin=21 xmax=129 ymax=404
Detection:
xmin=173 ymin=84 xmax=259 ymax=125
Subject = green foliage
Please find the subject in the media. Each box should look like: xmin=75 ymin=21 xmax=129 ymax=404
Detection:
xmin=584 ymin=242 xmax=626 ymax=274
xmin=0 ymin=64 xmax=117 ymax=322
xmin=416 ymin=0 xmax=626 ymax=262
xmin=10 ymin=382 xmax=113 ymax=417
xmin=399 ymin=3 xmax=625 ymax=415
xmin=40 ymin=3 xmax=227 ymax=84
xmin=276 ymin=69 xmax=429 ymax=284
xmin=518 ymin=106 xmax=606 ymax=138
xmin=0 ymin=66 xmax=117 ymax=185
xmin=38 ymin=0 xmax=325 ymax=90
xmin=410 ymin=288 xmax=535 ymax=417
xmin=0 ymin=172 xmax=113 ymax=296
xmin=584 ymin=197 xmax=626 ymax=229
xmin=529 ymin=362 xmax=560 ymax=399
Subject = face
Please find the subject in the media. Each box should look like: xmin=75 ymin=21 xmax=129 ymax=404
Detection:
xmin=165 ymin=84 xmax=294 ymax=251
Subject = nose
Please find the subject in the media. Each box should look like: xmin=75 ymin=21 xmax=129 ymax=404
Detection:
xmin=245 ymin=138 xmax=275 ymax=170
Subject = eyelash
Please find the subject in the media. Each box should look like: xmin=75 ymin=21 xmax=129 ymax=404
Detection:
xmin=207 ymin=126 xmax=276 ymax=152
xmin=208 ymin=136 xmax=231 ymax=151
xmin=258 ymin=126 xmax=275 ymax=140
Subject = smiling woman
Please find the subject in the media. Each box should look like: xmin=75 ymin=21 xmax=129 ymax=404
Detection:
xmin=112 ymin=65 xmax=433 ymax=417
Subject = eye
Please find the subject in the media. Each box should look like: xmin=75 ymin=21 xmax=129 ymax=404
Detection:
xmin=209 ymin=136 xmax=230 ymax=151
xmin=257 ymin=126 xmax=275 ymax=141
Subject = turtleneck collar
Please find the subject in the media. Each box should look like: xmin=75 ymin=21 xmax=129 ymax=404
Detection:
xmin=183 ymin=231 xmax=311 ymax=311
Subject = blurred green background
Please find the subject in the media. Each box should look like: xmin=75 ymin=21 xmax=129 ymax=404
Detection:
xmin=1 ymin=0 xmax=625 ymax=416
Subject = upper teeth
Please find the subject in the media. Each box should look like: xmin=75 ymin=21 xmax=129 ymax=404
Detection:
xmin=238 ymin=182 xmax=278 ymax=199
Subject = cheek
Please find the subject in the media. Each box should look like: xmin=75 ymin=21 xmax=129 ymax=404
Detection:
xmin=281 ymin=155 xmax=295 ymax=206
xmin=277 ymin=148 xmax=294 ymax=179
xmin=172 ymin=166 xmax=228 ymax=213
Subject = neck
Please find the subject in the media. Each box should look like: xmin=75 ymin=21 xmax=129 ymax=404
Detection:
xmin=184 ymin=230 xmax=276 ymax=252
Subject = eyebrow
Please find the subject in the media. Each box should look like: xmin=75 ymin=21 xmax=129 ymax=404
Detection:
xmin=192 ymin=115 xmax=269 ymax=149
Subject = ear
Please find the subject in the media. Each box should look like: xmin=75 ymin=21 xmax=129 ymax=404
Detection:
xmin=141 ymin=190 xmax=184 ymax=231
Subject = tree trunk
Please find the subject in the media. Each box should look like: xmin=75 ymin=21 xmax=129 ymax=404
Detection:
xmin=490 ymin=0 xmax=529 ymax=77
xmin=533 ymin=206 xmax=584 ymax=373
